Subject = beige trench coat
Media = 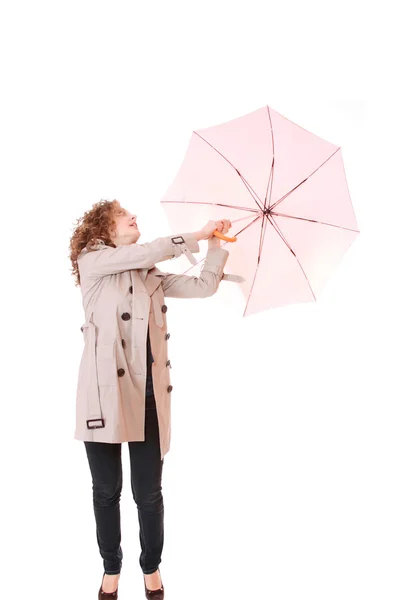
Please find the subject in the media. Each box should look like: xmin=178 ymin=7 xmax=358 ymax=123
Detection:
xmin=74 ymin=232 xmax=236 ymax=460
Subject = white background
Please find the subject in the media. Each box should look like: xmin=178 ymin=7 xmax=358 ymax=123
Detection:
xmin=1 ymin=1 xmax=399 ymax=599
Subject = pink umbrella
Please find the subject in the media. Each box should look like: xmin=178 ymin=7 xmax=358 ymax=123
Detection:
xmin=160 ymin=104 xmax=360 ymax=316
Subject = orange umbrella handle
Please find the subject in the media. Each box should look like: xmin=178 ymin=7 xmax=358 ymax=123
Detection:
xmin=213 ymin=230 xmax=237 ymax=243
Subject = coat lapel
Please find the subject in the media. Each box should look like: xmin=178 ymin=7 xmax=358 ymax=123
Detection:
xmin=136 ymin=268 xmax=164 ymax=328
xmin=141 ymin=268 xmax=163 ymax=298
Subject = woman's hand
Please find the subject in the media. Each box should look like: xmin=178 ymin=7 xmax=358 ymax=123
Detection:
xmin=198 ymin=219 xmax=232 ymax=240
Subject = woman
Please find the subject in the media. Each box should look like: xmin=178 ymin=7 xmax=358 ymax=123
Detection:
xmin=69 ymin=199 xmax=231 ymax=599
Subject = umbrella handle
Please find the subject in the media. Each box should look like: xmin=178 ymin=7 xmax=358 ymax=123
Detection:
xmin=213 ymin=230 xmax=237 ymax=243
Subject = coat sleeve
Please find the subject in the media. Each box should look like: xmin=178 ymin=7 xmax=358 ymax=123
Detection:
xmin=78 ymin=233 xmax=200 ymax=278
xmin=152 ymin=247 xmax=230 ymax=298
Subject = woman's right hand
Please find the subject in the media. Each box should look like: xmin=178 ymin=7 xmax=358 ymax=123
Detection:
xmin=198 ymin=219 xmax=231 ymax=240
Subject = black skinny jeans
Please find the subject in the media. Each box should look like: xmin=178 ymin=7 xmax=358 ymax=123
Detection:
xmin=84 ymin=392 xmax=164 ymax=575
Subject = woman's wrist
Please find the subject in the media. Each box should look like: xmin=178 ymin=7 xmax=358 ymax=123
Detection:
xmin=192 ymin=230 xmax=221 ymax=246
xmin=208 ymin=236 xmax=221 ymax=248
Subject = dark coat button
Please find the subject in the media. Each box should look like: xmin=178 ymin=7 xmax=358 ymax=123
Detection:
xmin=161 ymin=304 xmax=168 ymax=313
xmin=166 ymin=360 xmax=171 ymax=367
xmin=121 ymin=312 xmax=131 ymax=321
xmin=129 ymin=285 xmax=133 ymax=293
xmin=165 ymin=333 xmax=170 ymax=340
xmin=167 ymin=385 xmax=173 ymax=393
xmin=117 ymin=368 xmax=125 ymax=377
xmin=121 ymin=339 xmax=126 ymax=349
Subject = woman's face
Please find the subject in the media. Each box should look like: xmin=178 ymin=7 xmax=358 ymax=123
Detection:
xmin=110 ymin=204 xmax=141 ymax=245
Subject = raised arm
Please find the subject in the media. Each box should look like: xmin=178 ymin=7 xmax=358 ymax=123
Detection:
xmin=152 ymin=247 xmax=230 ymax=298
xmin=78 ymin=232 xmax=201 ymax=279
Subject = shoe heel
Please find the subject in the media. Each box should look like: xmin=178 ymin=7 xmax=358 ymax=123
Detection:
xmin=98 ymin=572 xmax=119 ymax=599
xmin=143 ymin=570 xmax=164 ymax=599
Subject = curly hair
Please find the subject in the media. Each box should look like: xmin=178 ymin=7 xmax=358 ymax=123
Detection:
xmin=69 ymin=198 xmax=120 ymax=287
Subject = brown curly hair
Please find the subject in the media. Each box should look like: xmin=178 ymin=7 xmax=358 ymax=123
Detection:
xmin=69 ymin=199 xmax=121 ymax=287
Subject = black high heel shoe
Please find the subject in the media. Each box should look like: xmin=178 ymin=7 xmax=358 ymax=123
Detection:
xmin=98 ymin=572 xmax=119 ymax=599
xmin=143 ymin=569 xmax=164 ymax=599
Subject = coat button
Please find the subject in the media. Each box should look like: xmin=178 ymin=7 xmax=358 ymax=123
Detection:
xmin=121 ymin=312 xmax=131 ymax=321
xmin=166 ymin=360 xmax=171 ymax=367
xmin=167 ymin=385 xmax=173 ymax=393
xmin=165 ymin=333 xmax=170 ymax=340
xmin=117 ymin=368 xmax=125 ymax=377
xmin=161 ymin=304 xmax=168 ymax=313
xmin=121 ymin=339 xmax=126 ymax=349
xmin=129 ymin=285 xmax=133 ymax=293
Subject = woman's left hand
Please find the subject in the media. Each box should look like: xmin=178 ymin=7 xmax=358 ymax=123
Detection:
xmin=208 ymin=219 xmax=232 ymax=247
xmin=215 ymin=219 xmax=232 ymax=235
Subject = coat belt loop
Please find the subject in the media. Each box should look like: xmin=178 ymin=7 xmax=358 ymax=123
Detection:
xmin=181 ymin=243 xmax=197 ymax=265
xmin=222 ymin=273 xmax=246 ymax=283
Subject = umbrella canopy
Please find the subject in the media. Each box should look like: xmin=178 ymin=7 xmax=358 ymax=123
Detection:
xmin=161 ymin=104 xmax=360 ymax=315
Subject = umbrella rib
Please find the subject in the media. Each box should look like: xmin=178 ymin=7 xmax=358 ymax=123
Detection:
xmin=244 ymin=211 xmax=316 ymax=315
xmin=264 ymin=105 xmax=275 ymax=212
xmin=161 ymin=200 xmax=260 ymax=214
xmin=234 ymin=214 xmax=262 ymax=238
xmin=242 ymin=216 xmax=269 ymax=317
xmin=268 ymin=215 xmax=316 ymax=300
xmin=269 ymin=147 xmax=342 ymax=211
xmin=264 ymin=157 xmax=274 ymax=212
xmin=271 ymin=211 xmax=360 ymax=233
xmin=175 ymin=215 xmax=262 ymax=277
xmin=194 ymin=132 xmax=265 ymax=212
